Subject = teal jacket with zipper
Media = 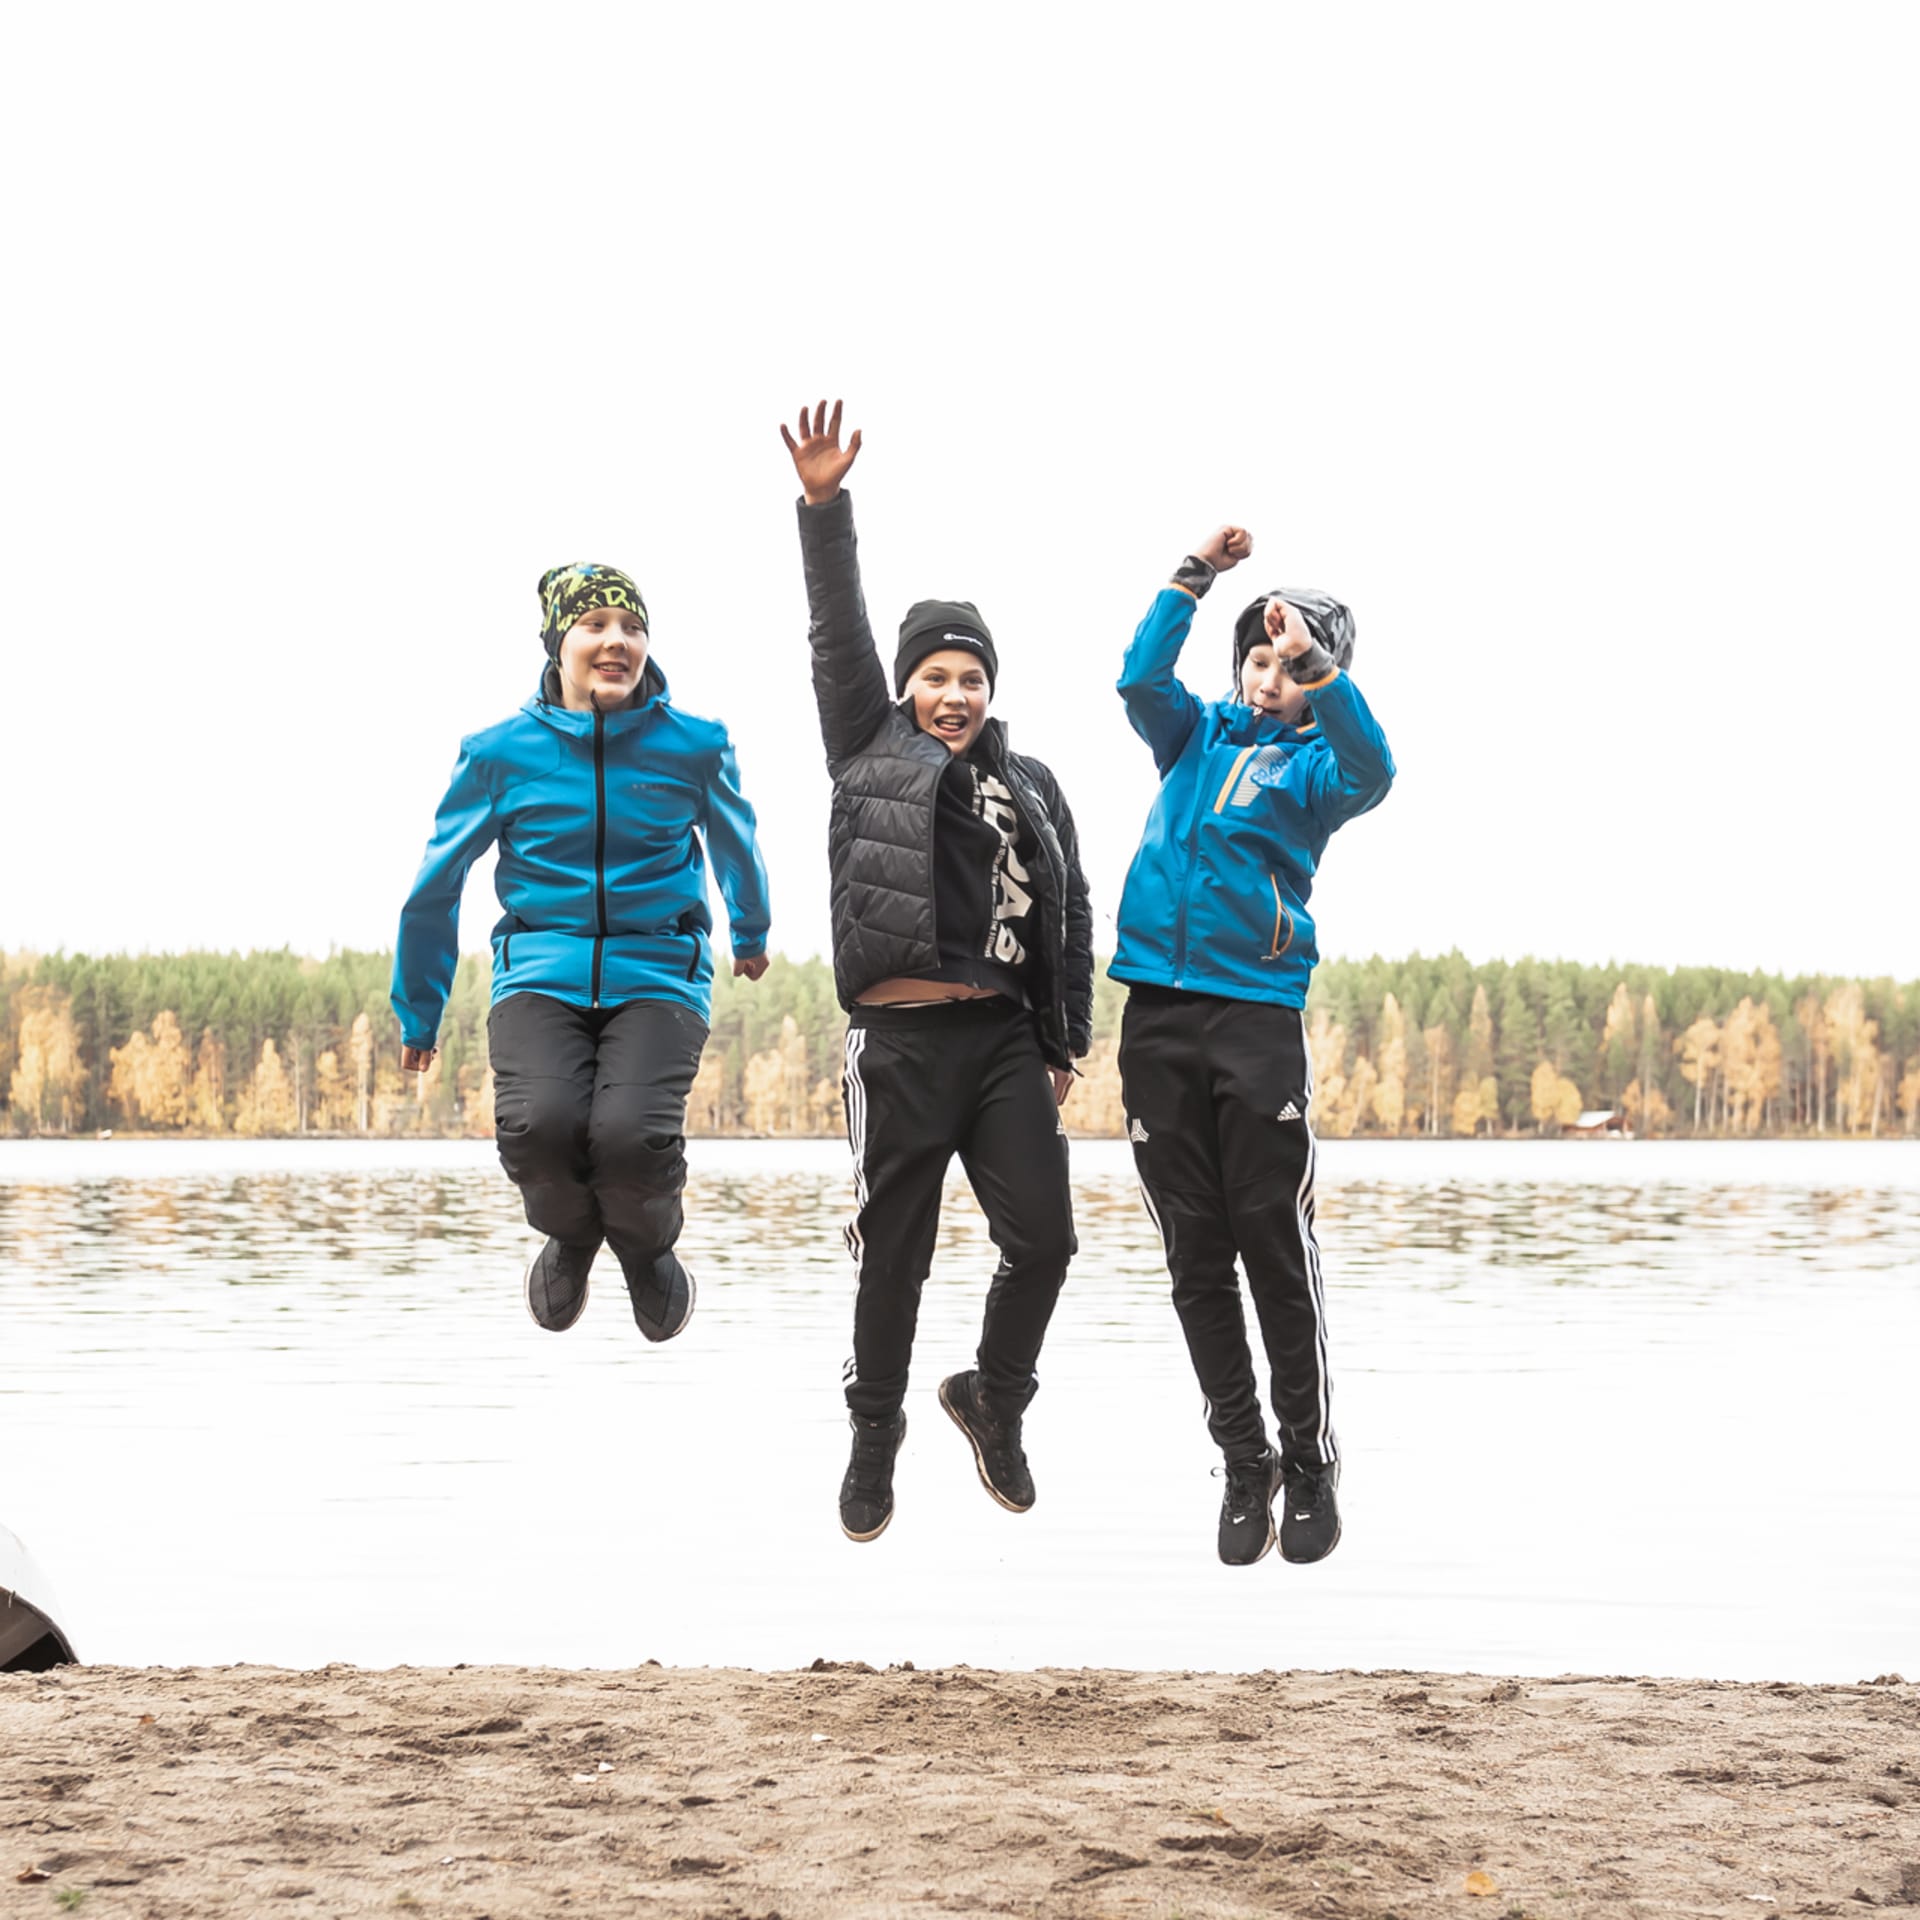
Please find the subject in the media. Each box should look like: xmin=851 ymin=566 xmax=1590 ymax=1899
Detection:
xmin=391 ymin=659 xmax=770 ymax=1051
xmin=1110 ymin=584 xmax=1393 ymax=1008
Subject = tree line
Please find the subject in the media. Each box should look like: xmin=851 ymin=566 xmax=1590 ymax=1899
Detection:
xmin=3 ymin=948 xmax=1917 ymax=1140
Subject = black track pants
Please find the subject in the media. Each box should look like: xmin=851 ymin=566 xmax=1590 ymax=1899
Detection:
xmin=839 ymin=998 xmax=1076 ymax=1423
xmin=488 ymin=992 xmax=708 ymax=1263
xmin=1117 ymin=984 xmax=1336 ymax=1471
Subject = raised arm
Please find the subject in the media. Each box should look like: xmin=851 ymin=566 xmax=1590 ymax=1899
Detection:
xmin=1117 ymin=524 xmax=1252 ymax=775
xmin=702 ymin=732 xmax=773 ymax=978
xmin=392 ymin=741 xmax=498 ymax=1063
xmin=1265 ymin=597 xmax=1397 ymax=827
xmin=782 ymin=399 xmax=893 ymax=766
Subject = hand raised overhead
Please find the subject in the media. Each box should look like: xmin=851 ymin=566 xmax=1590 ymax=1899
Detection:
xmin=781 ymin=399 xmax=863 ymax=506
xmin=1193 ymin=525 xmax=1253 ymax=572
xmin=1264 ymin=596 xmax=1312 ymax=659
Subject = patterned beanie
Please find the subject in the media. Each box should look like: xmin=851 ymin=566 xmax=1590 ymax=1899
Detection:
xmin=538 ymin=563 xmax=648 ymax=659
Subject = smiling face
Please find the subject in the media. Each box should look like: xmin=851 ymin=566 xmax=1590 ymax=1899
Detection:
xmin=1240 ymin=644 xmax=1312 ymax=725
xmin=557 ymin=606 xmax=649 ymax=711
xmin=904 ymin=649 xmax=991 ymax=755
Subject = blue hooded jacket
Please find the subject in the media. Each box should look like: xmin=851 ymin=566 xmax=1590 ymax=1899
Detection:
xmin=391 ymin=658 xmax=770 ymax=1050
xmin=1110 ymin=584 xmax=1394 ymax=1008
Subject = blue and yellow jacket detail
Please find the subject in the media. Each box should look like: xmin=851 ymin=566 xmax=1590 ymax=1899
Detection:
xmin=1110 ymin=586 xmax=1394 ymax=1008
xmin=391 ymin=660 xmax=771 ymax=1050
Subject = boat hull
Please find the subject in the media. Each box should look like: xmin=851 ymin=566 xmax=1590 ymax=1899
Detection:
xmin=1 ymin=1524 xmax=78 ymax=1670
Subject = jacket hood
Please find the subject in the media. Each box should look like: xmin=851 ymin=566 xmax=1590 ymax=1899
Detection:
xmin=535 ymin=653 xmax=669 ymax=723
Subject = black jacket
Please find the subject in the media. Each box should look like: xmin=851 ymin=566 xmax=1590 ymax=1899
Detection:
xmin=797 ymin=491 xmax=1094 ymax=1069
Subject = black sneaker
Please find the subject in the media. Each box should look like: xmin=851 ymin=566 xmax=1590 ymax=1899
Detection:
xmin=621 ymin=1248 xmax=697 ymax=1343
xmin=1217 ymin=1448 xmax=1282 ymax=1566
xmin=524 ymin=1238 xmax=595 ymax=1332
xmin=839 ymin=1411 xmax=907 ymax=1542
xmin=938 ymin=1370 xmax=1035 ymax=1513
xmin=1279 ymin=1462 xmax=1342 ymax=1564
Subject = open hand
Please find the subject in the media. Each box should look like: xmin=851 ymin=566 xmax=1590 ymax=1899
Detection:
xmin=400 ymin=1045 xmax=436 ymax=1074
xmin=1264 ymin=596 xmax=1312 ymax=659
xmin=1050 ymin=1066 xmax=1074 ymax=1108
xmin=1194 ymin=525 xmax=1253 ymax=572
xmin=734 ymin=954 xmax=770 ymax=981
xmin=781 ymin=399 xmax=863 ymax=505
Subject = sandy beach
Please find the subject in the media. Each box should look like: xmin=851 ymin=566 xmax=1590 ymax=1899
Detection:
xmin=4 ymin=1662 xmax=1916 ymax=1917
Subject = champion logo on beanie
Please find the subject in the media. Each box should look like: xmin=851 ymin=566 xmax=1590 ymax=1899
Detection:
xmin=538 ymin=563 xmax=648 ymax=659
xmin=894 ymin=598 xmax=999 ymax=694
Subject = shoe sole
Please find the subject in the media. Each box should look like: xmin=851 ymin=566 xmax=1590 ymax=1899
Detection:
xmin=840 ymin=1414 xmax=905 ymax=1543
xmin=636 ymin=1267 xmax=697 ymax=1344
xmin=840 ymin=1508 xmax=893 ymax=1544
xmin=938 ymin=1376 xmax=1033 ymax=1514
xmin=524 ymin=1247 xmax=590 ymax=1334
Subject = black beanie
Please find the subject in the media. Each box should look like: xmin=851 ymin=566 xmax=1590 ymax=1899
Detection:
xmin=894 ymin=600 xmax=998 ymax=694
xmin=1232 ymin=588 xmax=1356 ymax=678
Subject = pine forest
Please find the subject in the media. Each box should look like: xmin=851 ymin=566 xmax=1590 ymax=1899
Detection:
xmin=3 ymin=948 xmax=1917 ymax=1142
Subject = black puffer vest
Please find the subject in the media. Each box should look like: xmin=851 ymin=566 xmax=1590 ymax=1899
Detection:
xmin=798 ymin=492 xmax=1094 ymax=1070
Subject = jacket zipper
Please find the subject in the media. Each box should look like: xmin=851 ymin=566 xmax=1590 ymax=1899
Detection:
xmin=502 ymin=933 xmax=513 ymax=971
xmin=1264 ymin=875 xmax=1295 ymax=962
xmin=1169 ymin=749 xmax=1216 ymax=984
xmin=999 ymin=743 xmax=1070 ymax=1060
xmin=591 ymin=709 xmax=608 ymax=1006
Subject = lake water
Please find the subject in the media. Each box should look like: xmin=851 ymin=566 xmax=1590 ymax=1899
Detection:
xmin=3 ymin=1138 xmax=1916 ymax=1682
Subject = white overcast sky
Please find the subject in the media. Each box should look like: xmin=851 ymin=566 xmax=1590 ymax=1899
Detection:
xmin=3 ymin=4 xmax=1915 ymax=981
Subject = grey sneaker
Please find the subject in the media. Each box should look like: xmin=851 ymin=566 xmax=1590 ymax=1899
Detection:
xmin=622 ymin=1248 xmax=697 ymax=1343
xmin=839 ymin=1411 xmax=908 ymax=1542
xmin=524 ymin=1238 xmax=595 ymax=1332
xmin=1279 ymin=1462 xmax=1342 ymax=1564
xmin=1217 ymin=1448 xmax=1282 ymax=1566
xmin=938 ymin=1370 xmax=1035 ymax=1513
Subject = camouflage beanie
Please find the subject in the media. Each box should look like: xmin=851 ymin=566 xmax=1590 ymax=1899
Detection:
xmin=538 ymin=563 xmax=648 ymax=659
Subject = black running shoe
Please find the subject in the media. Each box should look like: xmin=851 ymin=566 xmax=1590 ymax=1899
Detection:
xmin=524 ymin=1238 xmax=595 ymax=1333
xmin=1280 ymin=1462 xmax=1342 ymax=1564
xmin=621 ymin=1248 xmax=697 ymax=1343
xmin=938 ymin=1370 xmax=1035 ymax=1513
xmin=1217 ymin=1448 xmax=1282 ymax=1566
xmin=839 ymin=1411 xmax=908 ymax=1542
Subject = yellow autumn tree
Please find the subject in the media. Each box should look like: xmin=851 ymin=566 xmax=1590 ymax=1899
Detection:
xmin=1674 ymin=1014 xmax=1721 ymax=1132
xmin=311 ymin=1050 xmax=351 ymax=1132
xmin=234 ymin=1036 xmax=298 ymax=1136
xmin=108 ymin=1009 xmax=193 ymax=1130
xmin=741 ymin=1016 xmax=814 ymax=1134
xmin=1795 ymin=991 xmax=1830 ymax=1131
xmin=8 ymin=987 xmax=84 ymax=1135
xmin=1824 ymin=982 xmax=1881 ymax=1135
xmin=1421 ymin=1021 xmax=1455 ymax=1138
xmin=1899 ymin=1053 xmax=1920 ymax=1137
xmin=462 ymin=1065 xmax=496 ymax=1138
xmin=348 ymin=1013 xmax=374 ymax=1133
xmin=189 ymin=1028 xmax=228 ymax=1132
xmin=1449 ymin=1074 xmax=1499 ymax=1137
xmin=1530 ymin=1060 xmax=1561 ymax=1131
xmin=1598 ymin=982 xmax=1636 ymax=1101
xmin=1308 ymin=1006 xmax=1349 ymax=1128
xmin=1619 ymin=1076 xmax=1672 ymax=1138
xmin=1719 ymin=998 xmax=1782 ymax=1135
xmin=686 ymin=1051 xmax=727 ymax=1135
xmin=1371 ymin=993 xmax=1408 ymax=1136
xmin=1070 ymin=1033 xmax=1126 ymax=1140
